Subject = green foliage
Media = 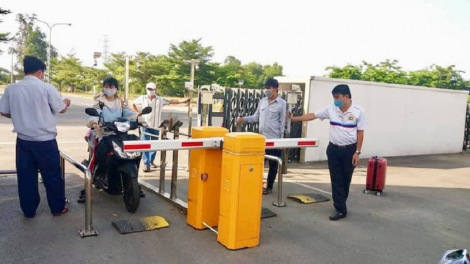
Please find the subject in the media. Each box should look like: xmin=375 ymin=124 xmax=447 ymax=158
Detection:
xmin=12 ymin=13 xmax=59 ymax=80
xmin=325 ymin=59 xmax=470 ymax=90
xmin=0 ymin=67 xmax=9 ymax=84
xmin=0 ymin=8 xmax=12 ymax=55
xmin=0 ymin=8 xmax=12 ymax=83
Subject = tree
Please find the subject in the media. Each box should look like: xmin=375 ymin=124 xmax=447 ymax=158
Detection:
xmin=13 ymin=13 xmax=57 ymax=79
xmin=325 ymin=64 xmax=363 ymax=80
xmin=130 ymin=53 xmax=172 ymax=95
xmin=216 ymin=56 xmax=244 ymax=87
xmin=261 ymin=62 xmax=283 ymax=83
xmin=0 ymin=8 xmax=12 ymax=54
xmin=52 ymin=54 xmax=85 ymax=91
xmin=0 ymin=67 xmax=9 ymax=84
xmin=163 ymin=38 xmax=216 ymax=96
xmin=103 ymin=52 xmax=126 ymax=87
xmin=325 ymin=60 xmax=470 ymax=90
xmin=361 ymin=60 xmax=408 ymax=85
xmin=243 ymin=62 xmax=264 ymax=88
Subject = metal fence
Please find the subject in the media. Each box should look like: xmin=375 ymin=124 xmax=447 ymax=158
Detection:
xmin=0 ymin=151 xmax=97 ymax=238
xmin=215 ymin=88 xmax=304 ymax=162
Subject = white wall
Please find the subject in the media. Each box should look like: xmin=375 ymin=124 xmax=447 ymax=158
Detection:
xmin=303 ymin=77 xmax=469 ymax=162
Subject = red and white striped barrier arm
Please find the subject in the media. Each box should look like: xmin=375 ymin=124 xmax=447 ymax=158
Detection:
xmin=123 ymin=137 xmax=319 ymax=152
xmin=123 ymin=137 xmax=224 ymax=152
xmin=265 ymin=138 xmax=318 ymax=149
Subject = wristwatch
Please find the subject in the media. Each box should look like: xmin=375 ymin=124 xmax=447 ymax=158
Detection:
xmin=355 ymin=151 xmax=361 ymax=155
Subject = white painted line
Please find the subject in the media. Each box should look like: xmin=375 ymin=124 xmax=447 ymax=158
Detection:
xmin=0 ymin=141 xmax=84 ymax=145
xmin=288 ymin=181 xmax=332 ymax=195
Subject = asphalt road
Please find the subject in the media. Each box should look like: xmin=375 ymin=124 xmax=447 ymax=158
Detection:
xmin=0 ymin=94 xmax=469 ymax=263
xmin=0 ymin=94 xmax=217 ymax=170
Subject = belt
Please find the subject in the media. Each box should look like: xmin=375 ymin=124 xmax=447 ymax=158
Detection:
xmin=329 ymin=142 xmax=357 ymax=149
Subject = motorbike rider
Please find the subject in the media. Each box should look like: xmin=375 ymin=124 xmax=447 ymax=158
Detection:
xmin=78 ymin=77 xmax=144 ymax=203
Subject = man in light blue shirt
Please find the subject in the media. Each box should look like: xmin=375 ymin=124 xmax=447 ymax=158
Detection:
xmin=237 ymin=78 xmax=287 ymax=194
xmin=0 ymin=56 xmax=71 ymax=218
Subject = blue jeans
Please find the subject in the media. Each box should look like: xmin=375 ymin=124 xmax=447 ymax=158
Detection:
xmin=141 ymin=128 xmax=159 ymax=166
xmin=265 ymin=149 xmax=282 ymax=189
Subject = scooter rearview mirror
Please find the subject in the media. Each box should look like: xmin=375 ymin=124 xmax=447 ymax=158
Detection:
xmin=141 ymin=106 xmax=152 ymax=115
xmin=85 ymin=108 xmax=100 ymax=117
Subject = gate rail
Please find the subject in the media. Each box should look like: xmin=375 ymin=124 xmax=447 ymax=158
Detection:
xmin=59 ymin=151 xmax=97 ymax=238
xmin=0 ymin=151 xmax=97 ymax=238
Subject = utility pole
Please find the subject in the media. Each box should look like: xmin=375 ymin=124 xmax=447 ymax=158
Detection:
xmin=34 ymin=17 xmax=71 ymax=83
xmin=103 ymin=35 xmax=110 ymax=63
xmin=184 ymin=59 xmax=200 ymax=135
xmin=124 ymin=55 xmax=141 ymax=104
xmin=125 ymin=55 xmax=129 ymax=103
xmin=9 ymin=45 xmax=14 ymax=84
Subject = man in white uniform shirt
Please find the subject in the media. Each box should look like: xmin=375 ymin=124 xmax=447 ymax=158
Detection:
xmin=132 ymin=82 xmax=189 ymax=172
xmin=290 ymin=84 xmax=366 ymax=221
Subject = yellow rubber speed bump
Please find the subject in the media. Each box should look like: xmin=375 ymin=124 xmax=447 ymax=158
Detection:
xmin=112 ymin=216 xmax=170 ymax=234
xmin=287 ymin=194 xmax=330 ymax=204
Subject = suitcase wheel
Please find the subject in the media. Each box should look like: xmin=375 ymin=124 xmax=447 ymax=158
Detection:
xmin=363 ymin=189 xmax=369 ymax=194
xmin=376 ymin=191 xmax=382 ymax=197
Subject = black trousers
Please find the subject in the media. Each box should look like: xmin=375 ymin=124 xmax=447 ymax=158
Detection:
xmin=265 ymin=149 xmax=282 ymax=189
xmin=16 ymin=138 xmax=65 ymax=216
xmin=326 ymin=142 xmax=357 ymax=213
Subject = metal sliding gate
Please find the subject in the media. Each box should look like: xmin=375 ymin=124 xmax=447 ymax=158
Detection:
xmin=200 ymin=87 xmax=305 ymax=162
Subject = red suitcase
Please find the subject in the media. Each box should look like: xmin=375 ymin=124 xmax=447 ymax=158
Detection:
xmin=363 ymin=156 xmax=387 ymax=196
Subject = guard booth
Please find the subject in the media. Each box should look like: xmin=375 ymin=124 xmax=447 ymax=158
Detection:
xmin=196 ymin=84 xmax=306 ymax=163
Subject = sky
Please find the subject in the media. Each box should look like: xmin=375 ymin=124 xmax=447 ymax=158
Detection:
xmin=1 ymin=0 xmax=470 ymax=78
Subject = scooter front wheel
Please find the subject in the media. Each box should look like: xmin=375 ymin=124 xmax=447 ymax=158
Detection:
xmin=121 ymin=173 xmax=140 ymax=213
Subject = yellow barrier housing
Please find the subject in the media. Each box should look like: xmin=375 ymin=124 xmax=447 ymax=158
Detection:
xmin=217 ymin=132 xmax=266 ymax=250
xmin=187 ymin=127 xmax=229 ymax=229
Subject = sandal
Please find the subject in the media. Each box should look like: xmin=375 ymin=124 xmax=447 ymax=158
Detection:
xmin=53 ymin=207 xmax=68 ymax=217
xmin=263 ymin=188 xmax=272 ymax=195
xmin=77 ymin=189 xmax=85 ymax=204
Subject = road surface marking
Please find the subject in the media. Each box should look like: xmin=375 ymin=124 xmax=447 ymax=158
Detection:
xmin=286 ymin=181 xmax=332 ymax=195
xmin=0 ymin=140 xmax=84 ymax=145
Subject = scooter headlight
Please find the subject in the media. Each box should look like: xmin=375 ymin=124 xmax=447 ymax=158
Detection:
xmin=114 ymin=121 xmax=130 ymax=132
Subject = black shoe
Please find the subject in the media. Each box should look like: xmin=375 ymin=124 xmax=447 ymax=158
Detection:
xmin=262 ymin=188 xmax=272 ymax=195
xmin=139 ymin=187 xmax=146 ymax=198
xmin=77 ymin=189 xmax=85 ymax=204
xmin=329 ymin=212 xmax=347 ymax=221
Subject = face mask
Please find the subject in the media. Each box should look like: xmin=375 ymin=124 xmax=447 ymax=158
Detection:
xmin=334 ymin=99 xmax=344 ymax=108
xmin=264 ymin=89 xmax=273 ymax=98
xmin=147 ymin=90 xmax=156 ymax=96
xmin=104 ymin=88 xmax=117 ymax=97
